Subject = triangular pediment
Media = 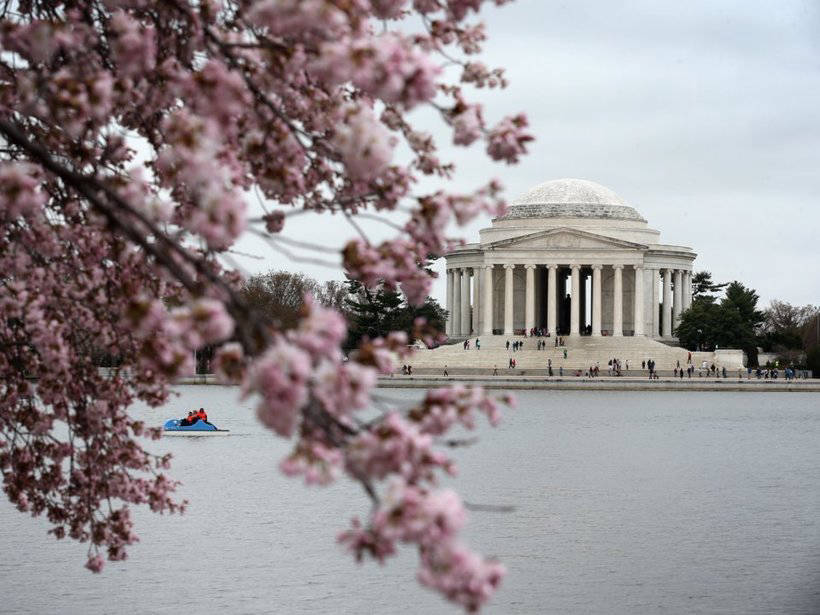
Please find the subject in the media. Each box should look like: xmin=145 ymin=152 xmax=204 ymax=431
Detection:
xmin=487 ymin=227 xmax=648 ymax=250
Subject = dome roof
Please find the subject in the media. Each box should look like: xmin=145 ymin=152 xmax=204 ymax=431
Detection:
xmin=498 ymin=178 xmax=646 ymax=222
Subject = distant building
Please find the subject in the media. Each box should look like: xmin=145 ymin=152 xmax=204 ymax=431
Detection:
xmin=444 ymin=178 xmax=695 ymax=339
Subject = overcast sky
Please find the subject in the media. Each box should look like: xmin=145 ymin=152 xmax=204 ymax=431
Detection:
xmin=233 ymin=0 xmax=820 ymax=308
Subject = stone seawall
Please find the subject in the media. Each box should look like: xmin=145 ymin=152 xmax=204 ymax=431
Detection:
xmin=377 ymin=375 xmax=820 ymax=392
xmin=166 ymin=372 xmax=820 ymax=391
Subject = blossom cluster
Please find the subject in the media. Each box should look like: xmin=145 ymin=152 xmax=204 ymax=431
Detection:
xmin=337 ymin=386 xmax=513 ymax=612
xmin=0 ymin=0 xmax=528 ymax=610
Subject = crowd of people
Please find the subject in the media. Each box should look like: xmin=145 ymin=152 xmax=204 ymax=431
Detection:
xmin=749 ymin=367 xmax=807 ymax=379
xmin=412 ymin=338 xmax=812 ymax=381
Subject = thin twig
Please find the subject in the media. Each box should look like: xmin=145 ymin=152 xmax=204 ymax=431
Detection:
xmin=344 ymin=212 xmax=370 ymax=244
xmin=249 ymin=228 xmax=340 ymax=268
xmin=354 ymin=212 xmax=405 ymax=231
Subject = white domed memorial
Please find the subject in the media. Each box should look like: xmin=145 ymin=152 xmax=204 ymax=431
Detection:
xmin=444 ymin=179 xmax=695 ymax=340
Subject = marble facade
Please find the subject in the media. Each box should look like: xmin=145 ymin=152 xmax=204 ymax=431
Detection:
xmin=444 ymin=179 xmax=696 ymax=339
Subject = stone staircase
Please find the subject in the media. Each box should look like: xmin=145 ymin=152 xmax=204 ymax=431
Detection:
xmin=407 ymin=335 xmax=731 ymax=372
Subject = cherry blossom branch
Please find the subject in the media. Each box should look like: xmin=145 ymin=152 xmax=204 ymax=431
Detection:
xmin=0 ymin=116 xmax=269 ymax=354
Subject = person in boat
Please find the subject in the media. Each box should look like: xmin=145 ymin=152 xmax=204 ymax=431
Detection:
xmin=179 ymin=411 xmax=198 ymax=426
xmin=197 ymin=407 xmax=209 ymax=424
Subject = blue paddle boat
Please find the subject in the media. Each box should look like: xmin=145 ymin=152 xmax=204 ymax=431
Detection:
xmin=163 ymin=418 xmax=229 ymax=436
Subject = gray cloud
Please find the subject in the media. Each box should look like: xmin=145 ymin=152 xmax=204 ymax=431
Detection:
xmin=233 ymin=0 xmax=820 ymax=308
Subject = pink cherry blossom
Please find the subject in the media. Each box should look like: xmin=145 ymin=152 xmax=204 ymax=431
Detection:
xmin=408 ymin=385 xmax=511 ymax=435
xmin=248 ymin=0 xmax=350 ymax=40
xmin=289 ymin=295 xmax=347 ymax=359
xmin=314 ymin=34 xmax=440 ymax=110
xmin=486 ymin=113 xmax=533 ymax=164
xmin=187 ymin=298 xmax=236 ymax=345
xmin=0 ymin=162 xmax=45 ymax=219
xmin=246 ymin=341 xmax=312 ymax=437
xmin=451 ymin=103 xmax=484 ymax=146
xmin=371 ymin=0 xmax=409 ymax=19
xmin=417 ymin=541 xmax=506 ymax=612
xmin=85 ymin=554 xmax=105 ymax=574
xmin=332 ymin=105 xmax=397 ymax=182
xmin=280 ymin=438 xmax=345 ymax=486
xmin=108 ymin=11 xmax=156 ymax=78
xmin=0 ymin=0 xmax=526 ymax=609
xmin=345 ymin=412 xmax=454 ymax=483
xmin=371 ymin=481 xmax=467 ymax=546
xmin=313 ymin=360 xmax=378 ymax=417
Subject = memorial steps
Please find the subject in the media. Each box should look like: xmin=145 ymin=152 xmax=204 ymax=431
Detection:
xmin=406 ymin=335 xmax=723 ymax=372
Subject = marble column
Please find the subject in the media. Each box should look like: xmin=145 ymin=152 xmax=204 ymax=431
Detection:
xmin=547 ymin=265 xmax=557 ymax=337
xmin=591 ymin=265 xmax=602 ymax=336
xmin=482 ymin=265 xmax=493 ymax=335
xmin=673 ymin=269 xmax=683 ymax=328
xmin=472 ymin=267 xmax=481 ymax=334
xmin=460 ymin=268 xmax=471 ymax=336
xmin=570 ymin=264 xmax=580 ymax=336
xmin=686 ymin=271 xmax=692 ymax=308
xmin=662 ymin=268 xmax=672 ymax=337
xmin=652 ymin=269 xmax=660 ymax=338
xmin=452 ymin=268 xmax=462 ymax=336
xmin=445 ymin=269 xmax=454 ymax=335
xmin=633 ymin=265 xmax=644 ymax=336
xmin=503 ymin=264 xmax=514 ymax=336
xmin=524 ymin=265 xmax=535 ymax=334
xmin=612 ymin=264 xmax=623 ymax=337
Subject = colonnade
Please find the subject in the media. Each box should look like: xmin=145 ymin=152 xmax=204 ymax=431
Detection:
xmin=445 ymin=265 xmax=692 ymax=338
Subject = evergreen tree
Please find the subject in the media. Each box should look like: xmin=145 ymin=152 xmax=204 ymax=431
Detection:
xmin=719 ymin=282 xmax=764 ymax=364
xmin=344 ymin=280 xmax=405 ymax=350
xmin=675 ymin=296 xmax=721 ymax=351
xmin=344 ymin=280 xmax=447 ymax=350
xmin=675 ymin=281 xmax=764 ymax=365
xmin=691 ymin=270 xmax=728 ymax=298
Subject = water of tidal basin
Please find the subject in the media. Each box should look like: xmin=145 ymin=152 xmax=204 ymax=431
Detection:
xmin=1 ymin=388 xmax=819 ymax=614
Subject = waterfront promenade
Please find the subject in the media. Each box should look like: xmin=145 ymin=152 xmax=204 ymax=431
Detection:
xmin=377 ymin=374 xmax=820 ymax=392
xmin=174 ymin=372 xmax=820 ymax=392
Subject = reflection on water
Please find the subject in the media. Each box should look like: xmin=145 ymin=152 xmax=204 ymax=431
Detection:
xmin=1 ymin=388 xmax=819 ymax=614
